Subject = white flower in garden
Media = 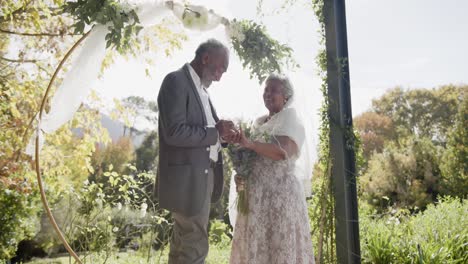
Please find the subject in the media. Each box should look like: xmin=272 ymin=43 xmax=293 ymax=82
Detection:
xmin=116 ymin=202 xmax=122 ymax=211
xmin=112 ymin=226 xmax=119 ymax=232
xmin=140 ymin=202 xmax=148 ymax=218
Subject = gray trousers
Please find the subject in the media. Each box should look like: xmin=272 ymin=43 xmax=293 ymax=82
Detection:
xmin=168 ymin=168 xmax=214 ymax=264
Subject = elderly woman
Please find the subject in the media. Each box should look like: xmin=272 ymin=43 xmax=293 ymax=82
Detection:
xmin=229 ymin=74 xmax=315 ymax=264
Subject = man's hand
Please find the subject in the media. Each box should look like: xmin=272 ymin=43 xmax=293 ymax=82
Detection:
xmin=215 ymin=120 xmax=238 ymax=139
xmin=222 ymin=130 xmax=241 ymax=144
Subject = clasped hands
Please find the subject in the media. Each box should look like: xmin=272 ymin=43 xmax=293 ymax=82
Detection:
xmin=215 ymin=120 xmax=249 ymax=147
xmin=215 ymin=120 xmax=248 ymax=192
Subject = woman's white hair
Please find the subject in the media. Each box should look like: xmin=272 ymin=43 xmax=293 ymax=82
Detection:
xmin=266 ymin=73 xmax=294 ymax=100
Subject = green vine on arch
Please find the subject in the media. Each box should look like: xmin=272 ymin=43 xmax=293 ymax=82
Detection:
xmin=310 ymin=0 xmax=336 ymax=263
xmin=310 ymin=0 xmax=364 ymax=262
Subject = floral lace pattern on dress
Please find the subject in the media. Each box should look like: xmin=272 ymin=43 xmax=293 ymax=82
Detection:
xmin=230 ymin=131 xmax=315 ymax=264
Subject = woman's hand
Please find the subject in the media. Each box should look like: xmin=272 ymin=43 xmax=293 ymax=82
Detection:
xmin=238 ymin=127 xmax=253 ymax=149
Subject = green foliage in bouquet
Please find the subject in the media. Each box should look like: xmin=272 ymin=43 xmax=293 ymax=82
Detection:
xmin=229 ymin=19 xmax=298 ymax=84
xmin=226 ymin=124 xmax=256 ymax=215
xmin=63 ymin=0 xmax=143 ymax=54
xmin=226 ymin=125 xmax=257 ymax=178
xmin=225 ymin=123 xmax=272 ymax=215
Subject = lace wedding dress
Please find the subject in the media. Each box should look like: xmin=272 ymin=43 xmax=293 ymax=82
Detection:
xmin=230 ymin=108 xmax=315 ymax=264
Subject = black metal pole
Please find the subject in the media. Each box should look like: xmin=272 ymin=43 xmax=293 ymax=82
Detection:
xmin=323 ymin=0 xmax=361 ymax=263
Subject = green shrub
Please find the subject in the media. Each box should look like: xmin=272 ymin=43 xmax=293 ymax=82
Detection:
xmin=360 ymin=197 xmax=468 ymax=263
xmin=32 ymin=165 xmax=171 ymax=258
xmin=0 ymin=180 xmax=41 ymax=260
xmin=209 ymin=220 xmax=231 ymax=247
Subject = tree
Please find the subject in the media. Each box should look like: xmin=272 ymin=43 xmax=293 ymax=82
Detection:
xmin=90 ymin=137 xmax=135 ymax=178
xmin=440 ymin=92 xmax=468 ymax=197
xmin=0 ymin=69 xmax=110 ymax=261
xmin=354 ymin=111 xmax=395 ymax=160
xmin=0 ymin=4 xmax=109 ymax=254
xmin=372 ymin=85 xmax=464 ymax=144
xmin=135 ymin=131 xmax=159 ymax=172
xmin=357 ymin=85 xmax=467 ymax=210
xmin=360 ymin=137 xmax=441 ymax=211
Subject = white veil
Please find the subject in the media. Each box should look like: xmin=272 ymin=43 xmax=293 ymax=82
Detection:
xmin=283 ymin=79 xmax=314 ymax=198
xmin=228 ymin=74 xmax=315 ymax=228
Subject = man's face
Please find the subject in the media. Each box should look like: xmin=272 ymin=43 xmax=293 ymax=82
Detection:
xmin=201 ymin=49 xmax=229 ymax=88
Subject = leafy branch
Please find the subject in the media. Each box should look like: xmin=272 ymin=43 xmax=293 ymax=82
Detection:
xmin=229 ymin=19 xmax=298 ymax=84
xmin=63 ymin=0 xmax=143 ymax=54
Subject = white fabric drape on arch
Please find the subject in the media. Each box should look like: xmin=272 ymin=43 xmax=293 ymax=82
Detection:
xmin=26 ymin=0 xmax=226 ymax=156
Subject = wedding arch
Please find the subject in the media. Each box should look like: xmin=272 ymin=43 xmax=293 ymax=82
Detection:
xmin=25 ymin=0 xmax=360 ymax=263
xmin=26 ymin=1 xmax=297 ymax=263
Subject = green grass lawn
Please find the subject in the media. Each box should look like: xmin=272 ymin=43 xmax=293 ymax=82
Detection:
xmin=27 ymin=245 xmax=230 ymax=264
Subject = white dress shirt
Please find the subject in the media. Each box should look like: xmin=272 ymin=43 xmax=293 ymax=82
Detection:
xmin=187 ymin=63 xmax=221 ymax=162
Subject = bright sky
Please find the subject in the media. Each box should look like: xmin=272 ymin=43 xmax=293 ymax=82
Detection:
xmin=94 ymin=0 xmax=468 ymax=150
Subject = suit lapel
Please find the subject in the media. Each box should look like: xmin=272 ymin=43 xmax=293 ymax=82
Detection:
xmin=183 ymin=64 xmax=207 ymax=125
xmin=209 ymin=99 xmax=220 ymax=123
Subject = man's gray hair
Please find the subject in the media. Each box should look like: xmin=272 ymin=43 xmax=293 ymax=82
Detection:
xmin=195 ymin=39 xmax=228 ymax=59
xmin=266 ymin=73 xmax=294 ymax=100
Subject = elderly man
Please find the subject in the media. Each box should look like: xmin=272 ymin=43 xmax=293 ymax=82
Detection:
xmin=157 ymin=39 xmax=236 ymax=264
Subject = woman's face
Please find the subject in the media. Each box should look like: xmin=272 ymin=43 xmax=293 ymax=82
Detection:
xmin=263 ymin=79 xmax=286 ymax=114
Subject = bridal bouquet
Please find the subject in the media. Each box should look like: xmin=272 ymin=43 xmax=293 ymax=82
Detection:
xmin=226 ymin=124 xmax=256 ymax=215
xmin=226 ymin=124 xmax=270 ymax=215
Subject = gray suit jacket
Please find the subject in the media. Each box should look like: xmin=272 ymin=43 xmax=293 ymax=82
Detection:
xmin=157 ymin=64 xmax=225 ymax=217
